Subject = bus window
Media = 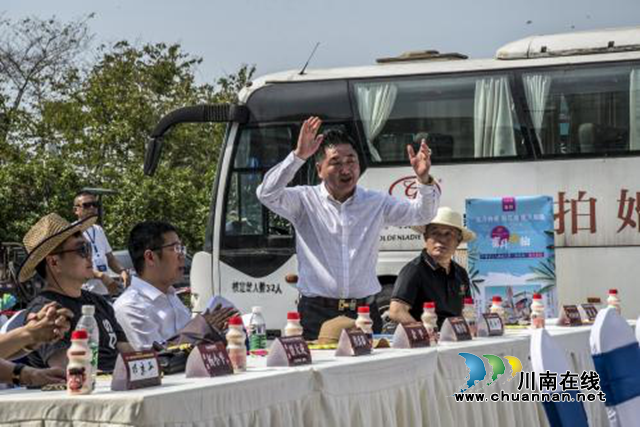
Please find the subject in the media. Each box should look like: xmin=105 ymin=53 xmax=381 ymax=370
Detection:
xmin=352 ymin=73 xmax=526 ymax=164
xmin=520 ymin=63 xmax=640 ymax=156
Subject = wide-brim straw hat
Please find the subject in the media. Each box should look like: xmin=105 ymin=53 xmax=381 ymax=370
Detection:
xmin=18 ymin=213 xmax=97 ymax=283
xmin=316 ymin=316 xmax=356 ymax=345
xmin=411 ymin=207 xmax=476 ymax=243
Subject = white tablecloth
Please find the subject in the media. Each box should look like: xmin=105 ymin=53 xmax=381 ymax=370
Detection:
xmin=0 ymin=326 xmax=607 ymax=427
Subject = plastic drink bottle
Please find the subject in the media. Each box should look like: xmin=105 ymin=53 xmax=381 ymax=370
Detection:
xmin=284 ymin=312 xmax=304 ymax=337
xmin=530 ymin=293 xmax=546 ymax=329
xmin=226 ymin=316 xmax=247 ymax=373
xmin=490 ymin=296 xmax=506 ymax=324
xmin=607 ymin=289 xmax=621 ymax=315
xmin=421 ymin=302 xmax=438 ymax=344
xmin=67 ymin=329 xmax=92 ymax=395
xmin=355 ymin=306 xmax=374 ymax=345
xmin=462 ymin=297 xmax=477 ymax=337
xmin=248 ymin=306 xmax=267 ymax=355
xmin=76 ymin=305 xmax=99 ymax=389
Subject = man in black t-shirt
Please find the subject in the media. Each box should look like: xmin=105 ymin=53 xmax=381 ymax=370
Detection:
xmin=18 ymin=213 xmax=134 ymax=372
xmin=389 ymin=207 xmax=476 ymax=328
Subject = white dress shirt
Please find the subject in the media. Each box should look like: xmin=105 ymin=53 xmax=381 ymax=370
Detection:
xmin=257 ymin=151 xmax=441 ymax=299
xmin=113 ymin=276 xmax=192 ymax=350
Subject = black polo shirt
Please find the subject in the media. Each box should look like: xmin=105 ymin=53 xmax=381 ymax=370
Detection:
xmin=391 ymin=250 xmax=471 ymax=328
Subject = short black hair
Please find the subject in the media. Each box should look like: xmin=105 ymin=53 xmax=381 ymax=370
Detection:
xmin=75 ymin=190 xmax=96 ymax=199
xmin=315 ymin=129 xmax=357 ymax=163
xmin=128 ymin=221 xmax=178 ymax=275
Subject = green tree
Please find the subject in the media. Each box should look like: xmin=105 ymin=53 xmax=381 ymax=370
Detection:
xmin=1 ymin=16 xmax=256 ymax=253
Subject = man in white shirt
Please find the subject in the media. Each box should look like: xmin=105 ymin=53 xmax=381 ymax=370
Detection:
xmin=73 ymin=191 xmax=128 ymax=296
xmin=257 ymin=117 xmax=440 ymax=340
xmin=113 ymin=221 xmax=193 ymax=350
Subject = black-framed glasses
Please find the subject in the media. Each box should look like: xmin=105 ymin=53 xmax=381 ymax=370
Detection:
xmin=151 ymin=241 xmax=187 ymax=256
xmin=52 ymin=242 xmax=93 ymax=259
xmin=75 ymin=201 xmax=100 ymax=209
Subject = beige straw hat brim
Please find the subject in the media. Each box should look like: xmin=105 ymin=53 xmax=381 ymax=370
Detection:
xmin=18 ymin=214 xmax=98 ymax=283
xmin=410 ymin=207 xmax=476 ymax=243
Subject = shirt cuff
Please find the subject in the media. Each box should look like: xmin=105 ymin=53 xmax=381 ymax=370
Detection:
xmin=416 ymin=176 xmax=441 ymax=195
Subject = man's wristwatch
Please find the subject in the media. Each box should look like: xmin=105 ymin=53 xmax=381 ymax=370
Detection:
xmin=12 ymin=363 xmax=26 ymax=386
xmin=420 ymin=175 xmax=436 ymax=186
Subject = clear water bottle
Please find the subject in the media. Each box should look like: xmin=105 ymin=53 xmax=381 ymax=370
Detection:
xmin=248 ymin=306 xmax=267 ymax=355
xmin=76 ymin=305 xmax=99 ymax=389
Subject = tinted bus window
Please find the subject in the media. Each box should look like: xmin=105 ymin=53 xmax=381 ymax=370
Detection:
xmin=352 ymin=73 xmax=527 ymax=164
xmin=518 ymin=63 xmax=640 ymax=156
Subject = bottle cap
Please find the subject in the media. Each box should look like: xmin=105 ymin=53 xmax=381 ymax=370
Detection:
xmin=357 ymin=306 xmax=370 ymax=314
xmin=609 ymin=289 xmax=618 ymax=295
xmin=423 ymin=302 xmax=435 ymax=309
xmin=287 ymin=312 xmax=300 ymax=320
xmin=533 ymin=293 xmax=542 ymax=300
xmin=492 ymin=296 xmax=503 ymax=303
xmin=71 ymin=329 xmax=88 ymax=340
xmin=463 ymin=297 xmax=474 ymax=305
xmin=81 ymin=305 xmax=95 ymax=315
xmin=251 ymin=306 xmax=262 ymax=313
xmin=228 ymin=316 xmax=243 ymax=326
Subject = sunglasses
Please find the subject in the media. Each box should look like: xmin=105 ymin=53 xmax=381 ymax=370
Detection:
xmin=52 ymin=242 xmax=93 ymax=259
xmin=151 ymin=241 xmax=187 ymax=256
xmin=75 ymin=201 xmax=100 ymax=209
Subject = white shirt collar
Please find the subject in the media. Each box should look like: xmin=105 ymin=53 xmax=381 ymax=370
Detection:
xmin=130 ymin=275 xmax=175 ymax=301
xmin=319 ymin=182 xmax=359 ymax=204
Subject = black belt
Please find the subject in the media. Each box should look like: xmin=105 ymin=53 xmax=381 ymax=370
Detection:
xmin=302 ymin=295 xmax=376 ymax=312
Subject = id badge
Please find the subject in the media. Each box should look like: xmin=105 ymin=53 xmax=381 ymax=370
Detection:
xmin=97 ymin=264 xmax=108 ymax=272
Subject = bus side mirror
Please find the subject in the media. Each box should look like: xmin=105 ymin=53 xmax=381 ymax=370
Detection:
xmin=144 ymin=104 xmax=249 ymax=176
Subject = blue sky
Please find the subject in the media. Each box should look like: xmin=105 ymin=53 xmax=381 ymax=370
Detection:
xmin=4 ymin=0 xmax=640 ymax=83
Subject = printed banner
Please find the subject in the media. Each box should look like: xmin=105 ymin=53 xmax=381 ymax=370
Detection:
xmin=466 ymin=196 xmax=557 ymax=323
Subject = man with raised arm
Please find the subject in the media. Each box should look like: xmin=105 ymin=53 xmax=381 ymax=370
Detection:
xmin=257 ymin=117 xmax=441 ymax=340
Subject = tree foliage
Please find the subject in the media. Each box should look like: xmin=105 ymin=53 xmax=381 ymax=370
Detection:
xmin=0 ymin=15 xmax=255 ymax=252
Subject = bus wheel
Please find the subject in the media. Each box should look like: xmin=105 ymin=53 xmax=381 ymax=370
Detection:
xmin=375 ymin=279 xmax=397 ymax=334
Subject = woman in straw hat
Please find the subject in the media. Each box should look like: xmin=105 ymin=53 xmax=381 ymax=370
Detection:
xmin=18 ymin=213 xmax=134 ymax=372
xmin=389 ymin=207 xmax=475 ymax=329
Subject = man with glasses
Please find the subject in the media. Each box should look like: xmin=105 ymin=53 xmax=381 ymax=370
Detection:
xmin=114 ymin=221 xmax=234 ymax=350
xmin=73 ymin=191 xmax=128 ymax=296
xmin=18 ymin=213 xmax=134 ymax=372
xmin=389 ymin=207 xmax=476 ymax=328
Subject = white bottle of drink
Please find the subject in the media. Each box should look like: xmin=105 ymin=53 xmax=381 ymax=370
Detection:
xmin=355 ymin=306 xmax=373 ymax=344
xmin=490 ymin=296 xmax=505 ymax=324
xmin=248 ymin=306 xmax=267 ymax=355
xmin=67 ymin=329 xmax=92 ymax=395
xmin=421 ymin=302 xmax=438 ymax=344
xmin=226 ymin=316 xmax=247 ymax=373
xmin=607 ymin=289 xmax=621 ymax=315
xmin=76 ymin=305 xmax=99 ymax=389
xmin=462 ymin=297 xmax=477 ymax=337
xmin=284 ymin=312 xmax=304 ymax=337
xmin=530 ymin=293 xmax=546 ymax=329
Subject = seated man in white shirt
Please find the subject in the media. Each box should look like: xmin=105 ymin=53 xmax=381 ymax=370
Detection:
xmin=257 ymin=117 xmax=440 ymax=340
xmin=114 ymin=221 xmax=193 ymax=350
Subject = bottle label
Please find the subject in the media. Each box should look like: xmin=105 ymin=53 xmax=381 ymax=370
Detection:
xmin=228 ymin=348 xmax=247 ymax=372
xmin=90 ymin=342 xmax=99 ymax=369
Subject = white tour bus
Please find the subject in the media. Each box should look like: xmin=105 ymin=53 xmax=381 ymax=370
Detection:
xmin=145 ymin=27 xmax=640 ymax=333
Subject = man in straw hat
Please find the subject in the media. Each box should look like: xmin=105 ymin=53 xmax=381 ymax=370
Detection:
xmin=18 ymin=213 xmax=134 ymax=372
xmin=389 ymin=207 xmax=475 ymax=328
xmin=258 ymin=117 xmax=440 ymax=340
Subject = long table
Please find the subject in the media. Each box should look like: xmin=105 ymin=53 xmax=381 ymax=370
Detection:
xmin=0 ymin=325 xmax=607 ymax=427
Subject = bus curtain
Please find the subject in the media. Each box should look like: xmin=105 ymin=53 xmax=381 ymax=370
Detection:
xmin=473 ymin=76 xmax=517 ymax=158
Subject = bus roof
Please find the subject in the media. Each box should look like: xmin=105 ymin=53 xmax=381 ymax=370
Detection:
xmin=240 ymin=26 xmax=640 ymax=103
